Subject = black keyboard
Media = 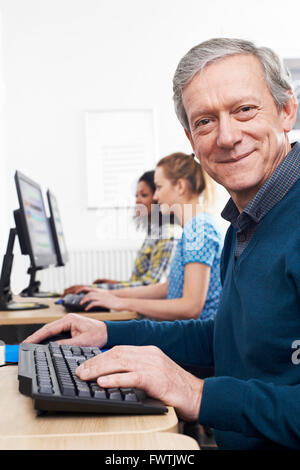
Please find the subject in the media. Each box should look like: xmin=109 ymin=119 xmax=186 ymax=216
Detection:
xmin=62 ymin=293 xmax=110 ymax=312
xmin=18 ymin=342 xmax=168 ymax=415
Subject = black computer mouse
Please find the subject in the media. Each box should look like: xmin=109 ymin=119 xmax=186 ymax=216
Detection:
xmin=62 ymin=292 xmax=110 ymax=313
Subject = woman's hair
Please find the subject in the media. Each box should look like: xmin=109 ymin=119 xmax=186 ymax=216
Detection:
xmin=173 ymin=37 xmax=294 ymax=131
xmin=135 ymin=169 xmax=175 ymax=231
xmin=138 ymin=170 xmax=156 ymax=194
xmin=156 ymin=152 xmax=215 ymax=211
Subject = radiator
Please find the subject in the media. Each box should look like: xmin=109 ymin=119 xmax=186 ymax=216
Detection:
xmin=36 ymin=248 xmax=138 ymax=293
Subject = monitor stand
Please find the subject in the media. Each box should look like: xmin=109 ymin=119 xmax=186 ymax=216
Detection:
xmin=20 ymin=267 xmax=61 ymax=298
xmin=0 ymin=229 xmax=49 ymax=311
xmin=1 ymin=300 xmax=49 ymax=311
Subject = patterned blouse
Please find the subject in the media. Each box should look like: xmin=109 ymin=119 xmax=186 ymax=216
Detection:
xmin=167 ymin=212 xmax=223 ymax=320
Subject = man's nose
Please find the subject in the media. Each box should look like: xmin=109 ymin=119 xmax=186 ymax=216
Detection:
xmin=217 ymin=114 xmax=242 ymax=148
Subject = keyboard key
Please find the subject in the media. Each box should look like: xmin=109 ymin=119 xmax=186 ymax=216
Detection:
xmin=121 ymin=388 xmax=139 ymax=401
xmin=92 ymin=348 xmax=101 ymax=356
xmin=71 ymin=347 xmax=82 ymax=356
xmin=107 ymin=388 xmax=122 ymax=401
xmin=39 ymin=385 xmax=53 ymax=394
xmin=82 ymin=347 xmax=93 ymax=355
xmin=90 ymin=383 xmax=107 ymax=399
xmin=124 ymin=392 xmax=138 ymax=402
xmin=77 ymin=388 xmax=91 ymax=397
xmin=61 ymin=384 xmax=76 ymax=396
xmin=62 ymin=349 xmax=73 ymax=358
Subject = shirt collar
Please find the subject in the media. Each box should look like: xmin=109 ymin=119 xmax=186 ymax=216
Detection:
xmin=221 ymin=141 xmax=300 ymax=227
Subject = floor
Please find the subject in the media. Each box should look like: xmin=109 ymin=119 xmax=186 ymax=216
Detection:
xmin=180 ymin=422 xmax=218 ymax=450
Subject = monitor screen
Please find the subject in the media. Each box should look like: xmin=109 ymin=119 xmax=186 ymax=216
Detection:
xmin=14 ymin=171 xmax=56 ymax=269
xmin=47 ymin=189 xmax=69 ymax=266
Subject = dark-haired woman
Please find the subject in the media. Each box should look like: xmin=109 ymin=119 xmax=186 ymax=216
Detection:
xmin=63 ymin=171 xmax=178 ymax=295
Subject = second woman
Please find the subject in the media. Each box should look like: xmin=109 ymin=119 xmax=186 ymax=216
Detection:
xmin=75 ymin=152 xmax=223 ymax=321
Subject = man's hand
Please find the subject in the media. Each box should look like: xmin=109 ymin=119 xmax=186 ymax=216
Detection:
xmin=63 ymin=284 xmax=91 ymax=296
xmin=23 ymin=314 xmax=108 ymax=347
xmin=76 ymin=345 xmax=204 ymax=421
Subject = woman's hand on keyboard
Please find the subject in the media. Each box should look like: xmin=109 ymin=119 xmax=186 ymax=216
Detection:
xmin=76 ymin=345 xmax=204 ymax=422
xmin=79 ymin=289 xmax=126 ymax=311
xmin=63 ymin=284 xmax=91 ymax=296
xmin=23 ymin=314 xmax=108 ymax=348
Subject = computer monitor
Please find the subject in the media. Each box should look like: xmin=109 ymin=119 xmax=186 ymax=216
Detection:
xmin=46 ymin=189 xmax=69 ymax=267
xmin=14 ymin=170 xmax=57 ymax=297
xmin=0 ymin=228 xmax=48 ymax=310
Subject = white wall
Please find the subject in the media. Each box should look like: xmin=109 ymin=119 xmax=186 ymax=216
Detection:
xmin=1 ymin=0 xmax=300 ymax=289
xmin=0 ymin=10 xmax=7 ymax=252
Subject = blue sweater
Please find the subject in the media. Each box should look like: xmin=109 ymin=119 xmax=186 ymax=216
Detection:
xmin=105 ymin=177 xmax=300 ymax=450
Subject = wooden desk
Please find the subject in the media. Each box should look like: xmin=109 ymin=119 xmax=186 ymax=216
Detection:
xmin=0 ymin=367 xmax=178 ymax=446
xmin=0 ymin=432 xmax=199 ymax=450
xmin=0 ymin=296 xmax=138 ymax=325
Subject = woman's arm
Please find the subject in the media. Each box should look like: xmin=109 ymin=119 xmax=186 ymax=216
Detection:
xmin=121 ymin=263 xmax=210 ymax=320
xmin=82 ymin=263 xmax=210 ymax=320
xmin=112 ymin=281 xmax=169 ymax=300
xmin=79 ymin=281 xmax=169 ymax=301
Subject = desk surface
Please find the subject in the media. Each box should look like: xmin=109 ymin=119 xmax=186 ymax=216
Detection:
xmin=0 ymin=432 xmax=199 ymax=450
xmin=0 ymin=296 xmax=138 ymax=325
xmin=1 ymin=367 xmax=178 ymax=439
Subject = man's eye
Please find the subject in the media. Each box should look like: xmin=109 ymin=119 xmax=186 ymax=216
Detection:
xmin=196 ymin=118 xmax=211 ymax=127
xmin=238 ymin=106 xmax=257 ymax=115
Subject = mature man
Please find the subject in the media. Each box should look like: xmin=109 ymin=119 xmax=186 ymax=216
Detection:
xmin=25 ymin=38 xmax=300 ymax=450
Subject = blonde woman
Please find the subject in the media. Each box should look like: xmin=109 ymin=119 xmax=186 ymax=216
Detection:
xmin=76 ymin=152 xmax=223 ymax=321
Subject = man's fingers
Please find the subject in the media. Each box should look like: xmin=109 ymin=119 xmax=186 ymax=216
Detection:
xmin=76 ymin=347 xmax=134 ymax=379
xmin=76 ymin=358 xmax=125 ymax=380
xmin=23 ymin=314 xmax=78 ymax=344
xmin=97 ymin=372 xmax=141 ymax=389
xmin=23 ymin=320 xmax=67 ymax=343
xmin=57 ymin=335 xmax=86 ymax=346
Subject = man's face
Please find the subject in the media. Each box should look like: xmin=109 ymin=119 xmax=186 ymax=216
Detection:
xmin=182 ymin=54 xmax=295 ymax=207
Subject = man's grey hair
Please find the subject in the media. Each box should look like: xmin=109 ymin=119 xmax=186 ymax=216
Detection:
xmin=173 ymin=37 xmax=294 ymax=131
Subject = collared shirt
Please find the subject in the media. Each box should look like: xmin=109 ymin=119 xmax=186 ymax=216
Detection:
xmin=221 ymin=141 xmax=300 ymax=258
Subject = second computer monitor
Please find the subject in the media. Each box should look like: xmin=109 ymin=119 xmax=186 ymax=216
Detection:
xmin=46 ymin=189 xmax=69 ymax=267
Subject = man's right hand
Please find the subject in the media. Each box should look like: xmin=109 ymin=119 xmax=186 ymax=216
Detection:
xmin=23 ymin=314 xmax=108 ymax=347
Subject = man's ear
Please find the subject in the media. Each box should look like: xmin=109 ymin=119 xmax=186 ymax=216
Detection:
xmin=281 ymin=92 xmax=298 ymax=133
xmin=184 ymin=128 xmax=196 ymax=153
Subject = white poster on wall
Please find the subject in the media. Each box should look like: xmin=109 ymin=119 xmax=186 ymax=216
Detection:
xmin=85 ymin=109 xmax=157 ymax=208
